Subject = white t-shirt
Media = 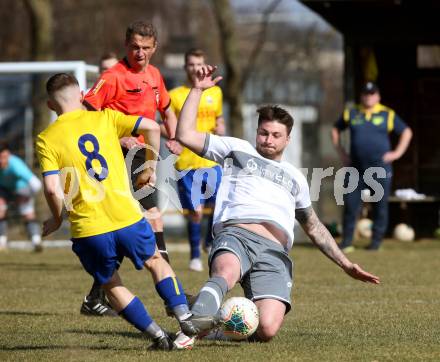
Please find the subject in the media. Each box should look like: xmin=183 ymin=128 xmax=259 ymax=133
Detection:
xmin=202 ymin=134 xmax=311 ymax=250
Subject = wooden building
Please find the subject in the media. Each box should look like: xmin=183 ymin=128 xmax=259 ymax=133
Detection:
xmin=301 ymin=0 xmax=440 ymax=235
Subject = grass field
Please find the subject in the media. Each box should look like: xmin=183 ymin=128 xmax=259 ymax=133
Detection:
xmin=1 ymin=239 xmax=439 ymax=361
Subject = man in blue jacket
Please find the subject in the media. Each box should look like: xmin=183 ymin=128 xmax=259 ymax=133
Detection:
xmin=332 ymin=82 xmax=413 ymax=251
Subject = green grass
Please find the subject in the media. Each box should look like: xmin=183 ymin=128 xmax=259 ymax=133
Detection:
xmin=1 ymin=240 xmax=439 ymax=361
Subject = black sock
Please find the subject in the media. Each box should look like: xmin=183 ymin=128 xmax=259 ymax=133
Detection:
xmin=87 ymin=280 xmax=103 ymax=300
xmin=155 ymin=232 xmax=170 ymax=263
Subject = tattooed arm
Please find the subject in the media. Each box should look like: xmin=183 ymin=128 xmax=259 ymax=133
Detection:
xmin=295 ymin=206 xmax=380 ymax=284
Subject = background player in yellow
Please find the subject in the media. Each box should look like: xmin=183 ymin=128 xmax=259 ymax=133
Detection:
xmin=36 ymin=73 xmax=197 ymax=350
xmin=169 ymin=49 xmax=225 ymax=272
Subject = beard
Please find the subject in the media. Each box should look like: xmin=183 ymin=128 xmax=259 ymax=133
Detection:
xmin=256 ymin=144 xmax=279 ymax=160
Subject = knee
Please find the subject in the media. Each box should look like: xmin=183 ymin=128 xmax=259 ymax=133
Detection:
xmin=145 ymin=211 xmax=163 ymax=231
xmin=102 ymin=272 xmax=122 ymax=291
xmin=0 ymin=201 xmax=7 ymax=218
xmin=211 ymin=266 xmax=239 ymax=290
xmin=210 ymin=253 xmax=241 ymax=289
xmin=22 ymin=213 xmax=35 ymax=222
xmin=143 ymin=251 xmax=162 ymax=271
xmin=256 ymin=314 xmax=283 ymax=342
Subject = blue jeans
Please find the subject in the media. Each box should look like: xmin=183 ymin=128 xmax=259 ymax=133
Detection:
xmin=341 ymin=165 xmax=392 ymax=247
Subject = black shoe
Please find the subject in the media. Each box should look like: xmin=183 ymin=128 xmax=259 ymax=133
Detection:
xmin=179 ymin=314 xmax=220 ymax=337
xmin=80 ymin=296 xmax=118 ymax=317
xmin=148 ymin=333 xmax=175 ymax=351
xmin=365 ymin=243 xmax=382 ymax=251
xmin=165 ymin=293 xmax=197 ymax=317
xmin=33 ymin=244 xmax=44 ymax=253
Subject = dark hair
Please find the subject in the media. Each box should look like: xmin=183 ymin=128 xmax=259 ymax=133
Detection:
xmin=100 ymin=51 xmax=117 ymax=62
xmin=46 ymin=73 xmax=79 ymax=97
xmin=184 ymin=48 xmax=206 ymax=65
xmin=257 ymin=105 xmax=294 ymax=135
xmin=126 ymin=21 xmax=157 ymax=43
xmin=0 ymin=140 xmax=9 ymax=152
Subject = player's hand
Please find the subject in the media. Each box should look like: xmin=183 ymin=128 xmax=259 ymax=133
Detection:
xmin=166 ymin=139 xmax=183 ymax=155
xmin=42 ymin=217 xmax=62 ymax=237
xmin=383 ymin=151 xmax=399 ymax=163
xmin=343 ymin=263 xmax=380 ymax=284
xmin=135 ymin=168 xmax=156 ymax=189
xmin=214 ymin=120 xmax=226 ymax=136
xmin=120 ymin=137 xmax=143 ymax=150
xmin=193 ymin=65 xmax=222 ymax=91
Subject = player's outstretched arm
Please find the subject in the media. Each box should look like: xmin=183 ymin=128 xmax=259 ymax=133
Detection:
xmin=134 ymin=118 xmax=161 ymax=189
xmin=295 ymin=206 xmax=380 ymax=284
xmin=176 ymin=65 xmax=222 ymax=155
xmin=42 ymin=174 xmax=64 ymax=236
xmin=162 ymin=108 xmax=183 ymax=155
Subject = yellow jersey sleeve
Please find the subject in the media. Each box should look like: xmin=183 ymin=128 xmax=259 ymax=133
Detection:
xmin=36 ymin=135 xmax=60 ymax=176
xmin=103 ymin=108 xmax=142 ymax=139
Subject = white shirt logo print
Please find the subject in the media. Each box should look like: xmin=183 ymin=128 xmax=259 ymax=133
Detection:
xmin=246 ymin=159 xmax=258 ymax=172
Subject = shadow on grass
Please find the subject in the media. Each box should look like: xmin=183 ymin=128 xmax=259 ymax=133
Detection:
xmin=66 ymin=329 xmax=144 ymax=340
xmin=0 ymin=262 xmax=81 ymax=271
xmin=0 ymin=345 xmax=141 ymax=351
xmin=0 ymin=310 xmax=57 ymax=316
xmin=197 ymin=341 xmax=242 ymax=349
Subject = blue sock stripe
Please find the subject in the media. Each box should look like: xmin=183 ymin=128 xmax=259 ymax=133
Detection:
xmin=155 ymin=277 xmax=187 ymax=308
xmin=120 ymin=296 xmax=153 ymax=332
xmin=188 ymin=221 xmax=201 ymax=259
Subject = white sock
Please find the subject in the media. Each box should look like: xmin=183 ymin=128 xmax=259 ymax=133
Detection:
xmin=31 ymin=234 xmax=42 ymax=246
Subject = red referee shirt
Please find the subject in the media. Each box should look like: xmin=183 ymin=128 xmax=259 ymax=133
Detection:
xmin=85 ymin=58 xmax=171 ymax=142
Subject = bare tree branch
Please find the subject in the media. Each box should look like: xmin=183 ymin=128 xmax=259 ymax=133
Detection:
xmin=241 ymin=0 xmax=282 ymax=88
xmin=23 ymin=0 xmax=53 ymax=61
xmin=211 ymin=0 xmax=244 ymax=138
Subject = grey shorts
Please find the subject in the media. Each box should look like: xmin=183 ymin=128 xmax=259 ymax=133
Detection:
xmin=209 ymin=226 xmax=293 ymax=313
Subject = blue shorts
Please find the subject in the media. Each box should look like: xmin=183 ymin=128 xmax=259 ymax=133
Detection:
xmin=177 ymin=165 xmax=222 ymax=211
xmin=71 ymin=218 xmax=156 ymax=285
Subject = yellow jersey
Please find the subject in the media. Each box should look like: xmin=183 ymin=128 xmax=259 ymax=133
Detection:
xmin=170 ymin=85 xmax=223 ymax=170
xmin=36 ymin=108 xmax=143 ymax=238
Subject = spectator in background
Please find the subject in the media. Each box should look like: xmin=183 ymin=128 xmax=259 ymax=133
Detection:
xmin=99 ymin=52 xmax=118 ymax=74
xmin=0 ymin=141 xmax=42 ymax=252
xmin=169 ymin=48 xmax=224 ymax=272
xmin=332 ymin=82 xmax=412 ymax=252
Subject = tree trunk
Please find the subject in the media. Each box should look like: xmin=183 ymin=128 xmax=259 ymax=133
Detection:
xmin=211 ymin=0 xmax=244 ymax=138
xmin=23 ymin=0 xmax=54 ymax=223
xmin=23 ymin=0 xmax=54 ymax=146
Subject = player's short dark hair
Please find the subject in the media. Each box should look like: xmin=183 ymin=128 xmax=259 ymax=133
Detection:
xmin=257 ymin=105 xmax=294 ymax=135
xmin=46 ymin=73 xmax=79 ymax=97
xmin=0 ymin=140 xmax=9 ymax=153
xmin=100 ymin=51 xmax=117 ymax=62
xmin=184 ymin=48 xmax=206 ymax=65
xmin=126 ymin=21 xmax=157 ymax=43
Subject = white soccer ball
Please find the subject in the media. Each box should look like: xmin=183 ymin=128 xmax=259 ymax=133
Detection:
xmin=357 ymin=218 xmax=373 ymax=238
xmin=218 ymin=297 xmax=259 ymax=340
xmin=393 ymin=223 xmax=415 ymax=242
